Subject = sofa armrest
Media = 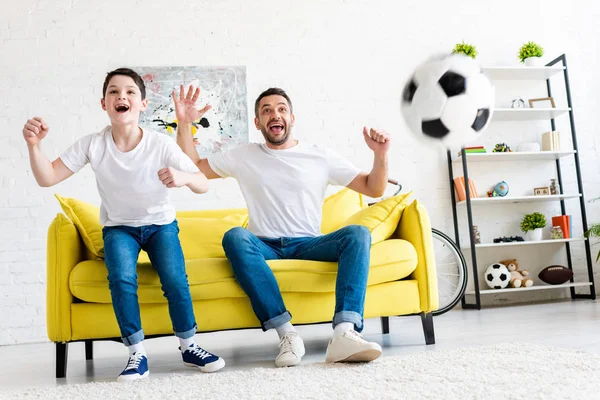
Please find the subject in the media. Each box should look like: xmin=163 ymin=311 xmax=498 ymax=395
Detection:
xmin=47 ymin=213 xmax=86 ymax=342
xmin=394 ymin=200 xmax=439 ymax=312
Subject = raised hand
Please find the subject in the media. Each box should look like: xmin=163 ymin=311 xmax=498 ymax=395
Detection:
xmin=362 ymin=127 xmax=391 ymax=156
xmin=171 ymin=85 xmax=212 ymax=125
xmin=23 ymin=117 xmax=49 ymax=146
xmin=158 ymin=167 xmax=189 ymax=188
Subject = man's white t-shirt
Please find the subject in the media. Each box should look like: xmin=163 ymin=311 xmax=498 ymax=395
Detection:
xmin=208 ymin=142 xmax=361 ymax=238
xmin=60 ymin=126 xmax=199 ymax=227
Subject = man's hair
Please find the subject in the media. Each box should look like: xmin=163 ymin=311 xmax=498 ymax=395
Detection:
xmin=254 ymin=87 xmax=293 ymax=117
xmin=102 ymin=68 xmax=146 ymax=100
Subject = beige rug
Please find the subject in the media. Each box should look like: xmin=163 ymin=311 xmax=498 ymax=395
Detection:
xmin=2 ymin=343 xmax=598 ymax=399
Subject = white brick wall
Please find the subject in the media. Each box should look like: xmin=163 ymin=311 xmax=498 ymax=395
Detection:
xmin=1 ymin=0 xmax=599 ymax=344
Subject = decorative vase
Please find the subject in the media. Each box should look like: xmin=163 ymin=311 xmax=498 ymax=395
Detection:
xmin=525 ymin=228 xmax=543 ymax=242
xmin=524 ymin=57 xmax=543 ymax=66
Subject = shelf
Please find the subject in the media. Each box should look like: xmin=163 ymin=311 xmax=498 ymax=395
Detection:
xmin=466 ymin=282 xmax=591 ymax=295
xmin=457 ymin=194 xmax=581 ymax=206
xmin=462 ymin=237 xmax=587 ymax=250
xmin=482 ymin=66 xmax=565 ymax=80
xmin=453 ymin=150 xmax=576 ymax=162
xmin=492 ymin=108 xmax=570 ymax=121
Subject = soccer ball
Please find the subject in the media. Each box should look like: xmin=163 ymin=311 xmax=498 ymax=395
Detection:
xmin=401 ymin=53 xmax=495 ymax=148
xmin=484 ymin=263 xmax=510 ymax=289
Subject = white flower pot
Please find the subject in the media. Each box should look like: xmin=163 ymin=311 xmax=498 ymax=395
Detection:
xmin=525 ymin=228 xmax=543 ymax=242
xmin=524 ymin=57 xmax=543 ymax=66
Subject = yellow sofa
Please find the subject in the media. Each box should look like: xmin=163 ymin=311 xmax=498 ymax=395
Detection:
xmin=47 ymin=189 xmax=438 ymax=378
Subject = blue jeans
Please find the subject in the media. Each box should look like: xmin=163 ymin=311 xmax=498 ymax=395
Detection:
xmin=222 ymin=225 xmax=371 ymax=332
xmin=102 ymin=220 xmax=197 ymax=346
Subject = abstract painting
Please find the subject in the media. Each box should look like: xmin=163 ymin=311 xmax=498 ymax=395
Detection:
xmin=135 ymin=66 xmax=248 ymax=156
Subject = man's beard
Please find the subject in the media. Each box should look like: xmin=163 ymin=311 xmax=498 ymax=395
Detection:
xmin=261 ymin=126 xmax=291 ymax=146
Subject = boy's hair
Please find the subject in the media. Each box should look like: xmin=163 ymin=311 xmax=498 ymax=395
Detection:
xmin=254 ymin=88 xmax=293 ymax=117
xmin=102 ymin=68 xmax=146 ymax=100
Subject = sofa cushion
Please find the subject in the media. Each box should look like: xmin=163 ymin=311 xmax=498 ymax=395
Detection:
xmin=55 ymin=194 xmax=248 ymax=262
xmin=69 ymin=239 xmax=418 ymax=304
xmin=55 ymin=194 xmax=104 ymax=258
xmin=342 ymin=192 xmax=412 ymax=244
xmin=321 ymin=188 xmax=365 ymax=234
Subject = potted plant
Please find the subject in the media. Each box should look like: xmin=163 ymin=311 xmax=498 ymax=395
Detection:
xmin=520 ymin=212 xmax=547 ymax=241
xmin=584 ymin=197 xmax=600 ymax=262
xmin=585 ymin=223 xmax=600 ymax=263
xmin=453 ymin=41 xmax=478 ymax=59
xmin=518 ymin=41 xmax=544 ymax=66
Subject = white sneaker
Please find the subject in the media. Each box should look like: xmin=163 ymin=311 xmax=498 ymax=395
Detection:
xmin=275 ymin=332 xmax=305 ymax=367
xmin=325 ymin=330 xmax=382 ymax=363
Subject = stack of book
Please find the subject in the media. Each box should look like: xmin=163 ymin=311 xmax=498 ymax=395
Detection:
xmin=458 ymin=146 xmax=486 ymax=156
xmin=542 ymin=131 xmax=561 ymax=151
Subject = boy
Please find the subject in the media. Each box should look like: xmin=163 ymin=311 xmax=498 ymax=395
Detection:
xmin=22 ymin=68 xmax=225 ymax=381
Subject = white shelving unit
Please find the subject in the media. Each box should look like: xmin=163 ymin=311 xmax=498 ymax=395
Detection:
xmin=492 ymin=108 xmax=571 ymax=121
xmin=462 ymin=237 xmax=587 ymax=250
xmin=466 ymin=282 xmax=591 ymax=296
xmin=453 ymin=150 xmax=576 ymax=162
xmin=448 ymin=55 xmax=596 ymax=309
xmin=482 ymin=66 xmax=565 ymax=80
xmin=456 ymin=194 xmax=581 ymax=206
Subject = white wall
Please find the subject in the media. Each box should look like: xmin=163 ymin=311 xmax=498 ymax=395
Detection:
xmin=1 ymin=0 xmax=600 ymax=344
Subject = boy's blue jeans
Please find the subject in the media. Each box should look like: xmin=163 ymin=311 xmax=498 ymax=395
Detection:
xmin=102 ymin=220 xmax=196 ymax=346
xmin=222 ymin=225 xmax=372 ymax=332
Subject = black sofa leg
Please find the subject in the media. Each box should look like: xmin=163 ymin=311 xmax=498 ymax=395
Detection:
xmin=56 ymin=342 xmax=68 ymax=378
xmin=381 ymin=317 xmax=390 ymax=334
xmin=420 ymin=312 xmax=435 ymax=345
xmin=85 ymin=340 xmax=93 ymax=360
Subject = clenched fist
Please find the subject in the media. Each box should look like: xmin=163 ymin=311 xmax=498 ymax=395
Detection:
xmin=158 ymin=167 xmax=188 ymax=188
xmin=23 ymin=117 xmax=49 ymax=146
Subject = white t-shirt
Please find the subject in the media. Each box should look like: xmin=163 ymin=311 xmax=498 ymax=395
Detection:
xmin=208 ymin=142 xmax=361 ymax=238
xmin=60 ymin=126 xmax=199 ymax=227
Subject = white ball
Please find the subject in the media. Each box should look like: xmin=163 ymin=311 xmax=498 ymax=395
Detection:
xmin=484 ymin=263 xmax=510 ymax=289
xmin=401 ymin=53 xmax=495 ymax=149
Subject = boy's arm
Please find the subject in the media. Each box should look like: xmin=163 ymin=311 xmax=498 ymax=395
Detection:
xmin=23 ymin=118 xmax=74 ymax=187
xmin=158 ymin=167 xmax=209 ymax=194
xmin=173 ymin=85 xmax=222 ymax=180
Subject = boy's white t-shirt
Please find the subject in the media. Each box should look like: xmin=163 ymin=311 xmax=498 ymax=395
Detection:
xmin=208 ymin=142 xmax=361 ymax=238
xmin=60 ymin=126 xmax=199 ymax=227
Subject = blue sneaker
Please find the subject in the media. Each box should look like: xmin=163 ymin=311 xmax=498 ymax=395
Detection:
xmin=117 ymin=352 xmax=149 ymax=382
xmin=181 ymin=344 xmax=225 ymax=372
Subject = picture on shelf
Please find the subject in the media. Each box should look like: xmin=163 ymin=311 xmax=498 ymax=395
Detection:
xmin=533 ymin=186 xmax=550 ymax=196
xmin=528 ymin=97 xmax=556 ymax=108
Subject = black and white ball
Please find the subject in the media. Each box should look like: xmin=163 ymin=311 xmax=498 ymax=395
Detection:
xmin=484 ymin=263 xmax=510 ymax=289
xmin=401 ymin=53 xmax=495 ymax=148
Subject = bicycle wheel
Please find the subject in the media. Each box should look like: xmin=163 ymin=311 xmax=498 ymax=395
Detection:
xmin=431 ymin=228 xmax=468 ymax=316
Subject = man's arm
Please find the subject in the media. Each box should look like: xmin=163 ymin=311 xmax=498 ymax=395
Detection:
xmin=23 ymin=118 xmax=74 ymax=187
xmin=346 ymin=127 xmax=391 ymax=198
xmin=173 ymin=85 xmax=222 ymax=180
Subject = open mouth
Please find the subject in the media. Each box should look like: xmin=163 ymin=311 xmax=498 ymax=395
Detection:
xmin=115 ymin=104 xmax=130 ymax=113
xmin=268 ymin=122 xmax=284 ymax=134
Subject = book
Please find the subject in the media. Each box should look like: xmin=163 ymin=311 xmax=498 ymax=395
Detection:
xmin=552 ymin=215 xmax=570 ymax=238
xmin=453 ymin=177 xmax=478 ymax=201
xmin=542 ymin=130 xmax=561 ymax=151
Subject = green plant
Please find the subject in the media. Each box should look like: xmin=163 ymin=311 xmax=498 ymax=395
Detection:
xmin=518 ymin=41 xmax=544 ymax=63
xmin=584 ymin=197 xmax=600 ymax=262
xmin=520 ymin=212 xmax=547 ymax=232
xmin=585 ymin=223 xmax=600 ymax=262
xmin=453 ymin=41 xmax=478 ymax=59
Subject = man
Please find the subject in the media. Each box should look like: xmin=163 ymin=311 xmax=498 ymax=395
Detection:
xmin=174 ymin=85 xmax=390 ymax=367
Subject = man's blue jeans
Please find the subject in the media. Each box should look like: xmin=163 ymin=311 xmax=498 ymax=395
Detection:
xmin=222 ymin=225 xmax=371 ymax=332
xmin=102 ymin=220 xmax=197 ymax=346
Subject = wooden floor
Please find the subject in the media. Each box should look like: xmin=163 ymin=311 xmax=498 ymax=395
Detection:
xmin=0 ymin=300 xmax=599 ymax=391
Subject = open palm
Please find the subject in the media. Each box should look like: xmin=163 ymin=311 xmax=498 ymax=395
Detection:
xmin=172 ymin=85 xmax=212 ymax=125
